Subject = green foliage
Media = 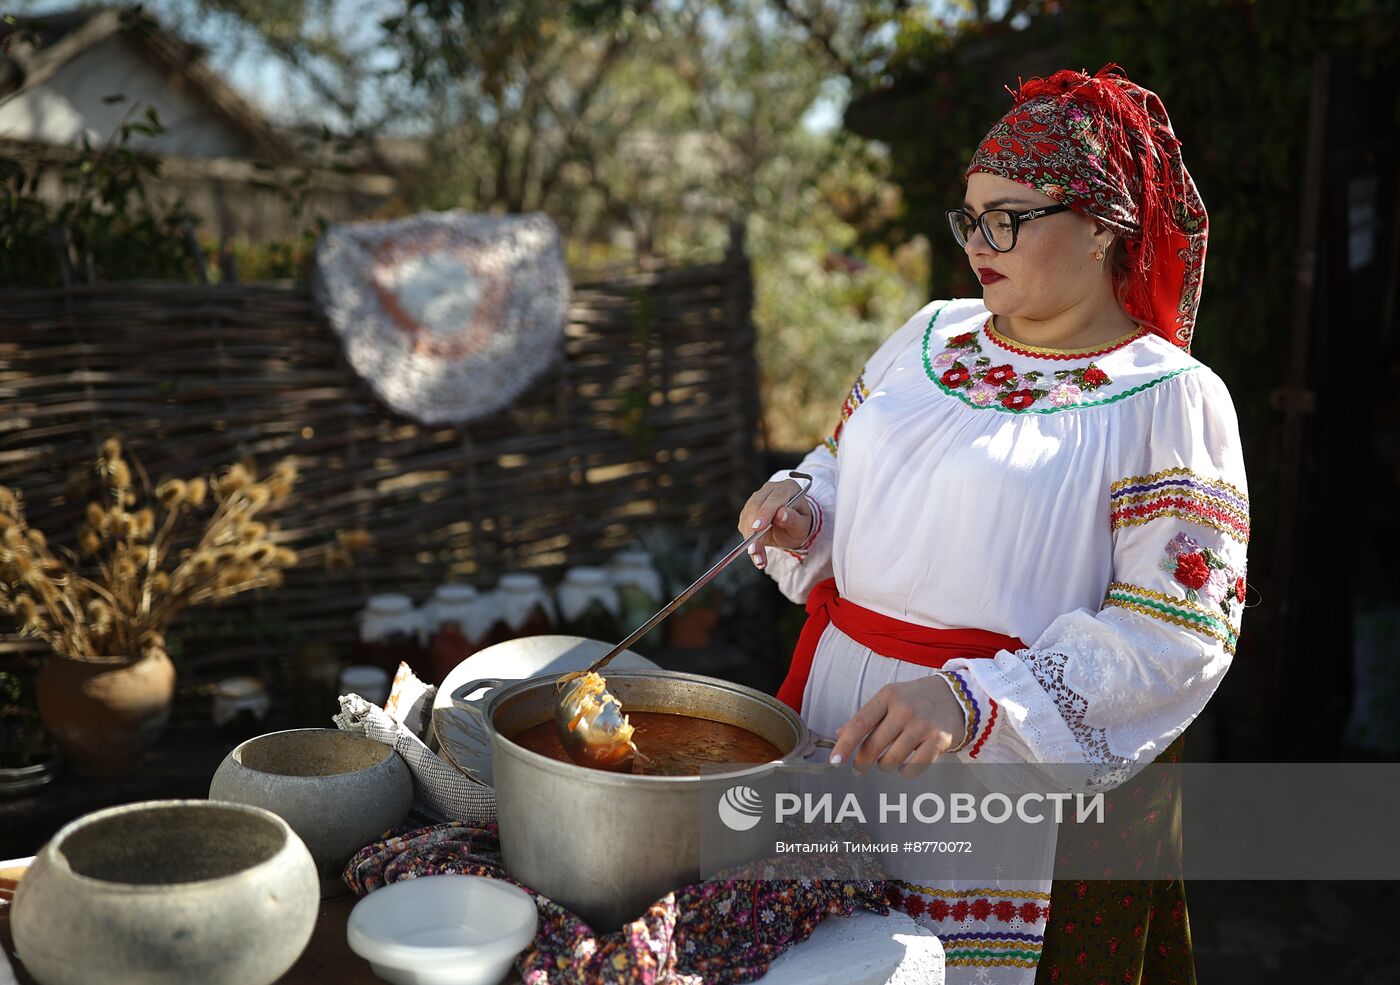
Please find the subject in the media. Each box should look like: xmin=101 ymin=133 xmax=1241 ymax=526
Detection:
xmin=0 ymin=100 xmax=202 ymax=287
xmin=0 ymin=94 xmax=332 ymax=286
xmin=0 ymin=664 xmax=50 ymax=768
xmin=383 ymin=0 xmax=636 ymax=92
xmin=843 ymin=3 xmax=1063 ymax=303
xmin=150 ymin=0 xmax=933 ymax=449
xmin=217 ymin=227 xmax=324 ymax=281
xmin=748 ymin=137 xmax=931 ymax=449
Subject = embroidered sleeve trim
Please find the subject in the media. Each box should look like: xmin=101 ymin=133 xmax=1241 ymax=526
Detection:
xmin=1111 ymin=493 xmax=1249 ymax=541
xmin=1110 ymin=466 xmax=1248 ymax=505
xmin=968 ymin=697 xmax=999 ymax=759
xmin=1110 ymin=469 xmax=1250 ymax=541
xmin=824 ymin=373 xmax=870 ymax=455
xmin=1103 ymin=582 xmax=1239 ymax=654
xmin=938 ymin=670 xmax=980 ymax=752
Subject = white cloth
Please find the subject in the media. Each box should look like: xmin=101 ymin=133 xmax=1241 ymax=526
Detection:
xmin=312 ymin=210 xmax=568 ymax=425
xmin=335 ymin=691 xmax=496 ymax=825
xmin=763 ymin=297 xmax=1248 ymax=982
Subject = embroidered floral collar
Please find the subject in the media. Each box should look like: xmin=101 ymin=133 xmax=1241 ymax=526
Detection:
xmin=922 ymin=313 xmax=1190 ymax=413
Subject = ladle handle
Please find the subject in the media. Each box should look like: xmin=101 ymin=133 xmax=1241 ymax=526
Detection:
xmin=583 ymin=471 xmax=813 ymax=676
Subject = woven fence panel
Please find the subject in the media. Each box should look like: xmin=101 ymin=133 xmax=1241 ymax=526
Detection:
xmin=0 ymin=251 xmax=761 ymax=698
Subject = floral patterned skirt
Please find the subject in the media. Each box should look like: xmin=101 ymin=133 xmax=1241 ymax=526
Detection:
xmin=1034 ymin=735 xmax=1196 ymax=985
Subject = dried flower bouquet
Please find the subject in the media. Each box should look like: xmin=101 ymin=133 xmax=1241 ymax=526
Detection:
xmin=0 ymin=438 xmax=300 ymax=660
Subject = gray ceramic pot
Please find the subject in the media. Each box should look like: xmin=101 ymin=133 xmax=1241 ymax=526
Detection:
xmin=209 ymin=728 xmax=414 ymax=896
xmin=11 ymin=799 xmax=318 ymax=985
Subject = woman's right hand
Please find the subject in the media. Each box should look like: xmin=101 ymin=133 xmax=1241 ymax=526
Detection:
xmin=737 ymin=478 xmax=814 ymax=569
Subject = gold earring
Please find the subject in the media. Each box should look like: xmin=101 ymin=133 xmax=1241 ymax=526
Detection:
xmin=1093 ymin=247 xmax=1105 ymax=261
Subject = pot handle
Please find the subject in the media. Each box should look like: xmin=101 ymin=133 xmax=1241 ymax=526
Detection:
xmin=776 ymin=730 xmax=838 ymax=774
xmin=450 ymin=677 xmax=504 ymax=715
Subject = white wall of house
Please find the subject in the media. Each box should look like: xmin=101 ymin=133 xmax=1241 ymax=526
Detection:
xmin=0 ymin=37 xmax=256 ymax=159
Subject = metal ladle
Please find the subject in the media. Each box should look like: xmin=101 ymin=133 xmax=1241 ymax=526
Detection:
xmin=554 ymin=472 xmax=814 ymax=772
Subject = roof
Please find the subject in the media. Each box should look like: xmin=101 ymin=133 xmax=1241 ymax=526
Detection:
xmin=0 ymin=5 xmax=295 ymax=162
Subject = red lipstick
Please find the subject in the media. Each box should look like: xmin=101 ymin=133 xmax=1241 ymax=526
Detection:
xmin=977 ymin=268 xmax=1005 ymax=285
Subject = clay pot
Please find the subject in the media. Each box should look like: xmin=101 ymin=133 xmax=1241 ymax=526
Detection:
xmin=11 ymin=799 xmax=318 ymax=985
xmin=667 ymin=605 xmax=721 ymax=649
xmin=35 ymin=650 xmax=176 ymax=778
xmin=209 ymin=729 xmax=414 ymax=896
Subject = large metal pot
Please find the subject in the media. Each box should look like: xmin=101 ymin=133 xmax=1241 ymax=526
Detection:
xmin=452 ymin=669 xmax=832 ymax=929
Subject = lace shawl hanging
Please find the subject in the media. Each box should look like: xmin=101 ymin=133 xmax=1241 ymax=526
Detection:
xmin=313 ymin=211 xmax=569 ymax=425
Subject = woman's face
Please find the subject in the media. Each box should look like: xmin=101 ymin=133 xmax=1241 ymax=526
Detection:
xmin=961 ymin=172 xmax=1112 ymax=321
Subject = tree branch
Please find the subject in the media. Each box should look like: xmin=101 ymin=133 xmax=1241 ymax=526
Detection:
xmin=767 ymin=0 xmax=860 ymax=82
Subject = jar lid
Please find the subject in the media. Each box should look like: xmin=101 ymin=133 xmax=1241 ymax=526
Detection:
xmin=216 ymin=676 xmax=265 ymax=699
xmin=498 ymin=572 xmax=544 ymax=592
xmin=433 ymin=584 xmax=479 ymax=602
xmin=562 ymin=566 xmax=609 ymax=586
xmin=366 ymin=593 xmax=413 ymax=613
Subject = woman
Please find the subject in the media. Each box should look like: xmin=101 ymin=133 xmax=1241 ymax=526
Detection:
xmin=738 ymin=65 xmax=1240 ymax=984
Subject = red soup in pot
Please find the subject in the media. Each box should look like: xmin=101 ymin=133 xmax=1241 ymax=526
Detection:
xmin=509 ymin=712 xmax=784 ymax=776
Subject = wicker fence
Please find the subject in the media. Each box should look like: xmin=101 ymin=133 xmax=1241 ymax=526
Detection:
xmin=0 ymin=239 xmax=762 ymax=699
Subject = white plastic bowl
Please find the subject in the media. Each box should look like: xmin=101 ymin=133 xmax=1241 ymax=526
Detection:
xmin=347 ymin=875 xmax=538 ymax=985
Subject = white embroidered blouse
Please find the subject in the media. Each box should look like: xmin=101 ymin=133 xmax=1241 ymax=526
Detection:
xmin=762 ymin=297 xmax=1249 ymax=779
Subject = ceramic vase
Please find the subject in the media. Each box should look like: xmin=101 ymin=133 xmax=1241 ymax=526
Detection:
xmin=34 ymin=649 xmax=175 ymax=778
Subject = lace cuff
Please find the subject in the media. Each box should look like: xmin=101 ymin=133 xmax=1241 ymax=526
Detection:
xmin=1020 ymin=648 xmax=1126 ymax=766
xmin=945 ymin=648 xmax=1135 ymax=789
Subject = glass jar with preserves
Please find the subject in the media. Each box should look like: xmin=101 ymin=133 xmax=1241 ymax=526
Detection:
xmin=481 ymin=573 xmax=555 ymax=647
xmin=212 ymin=676 xmax=270 ymax=743
xmin=556 ymin=566 xmax=621 ymax=642
xmin=356 ymin=593 xmax=424 ymax=678
xmin=607 ymin=549 xmax=665 ymax=652
xmin=425 ymin=584 xmax=487 ymax=685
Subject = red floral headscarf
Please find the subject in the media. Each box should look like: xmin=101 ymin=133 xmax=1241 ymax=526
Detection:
xmin=966 ymin=64 xmax=1208 ymax=350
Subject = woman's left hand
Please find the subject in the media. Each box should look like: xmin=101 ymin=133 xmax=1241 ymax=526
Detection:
xmin=829 ymin=676 xmax=967 ymax=777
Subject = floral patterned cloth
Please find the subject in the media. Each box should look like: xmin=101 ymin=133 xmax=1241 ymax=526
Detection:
xmin=966 ymin=64 xmax=1208 ymax=351
xmin=312 ymin=211 xmax=568 ymax=424
xmin=927 ymin=322 xmax=1139 ymax=412
xmin=343 ymin=822 xmax=889 ymax=985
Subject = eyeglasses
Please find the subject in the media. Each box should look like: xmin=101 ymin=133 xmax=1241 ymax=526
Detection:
xmin=946 ymin=204 xmax=1071 ymax=252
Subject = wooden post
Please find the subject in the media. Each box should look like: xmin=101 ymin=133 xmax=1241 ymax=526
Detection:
xmin=183 ymin=222 xmax=209 ymax=285
xmin=723 ymin=218 xmax=759 ymax=503
xmin=1266 ymin=51 xmax=1330 ymax=754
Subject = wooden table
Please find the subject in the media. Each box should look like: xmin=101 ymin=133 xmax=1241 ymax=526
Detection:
xmin=0 ymin=887 xmax=526 ymax=985
xmin=2 ymin=878 xmax=943 ymax=985
xmin=0 ymin=726 xmax=242 ymax=860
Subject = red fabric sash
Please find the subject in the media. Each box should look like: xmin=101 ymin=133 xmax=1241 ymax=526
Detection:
xmin=776 ymin=578 xmax=1027 ymax=712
